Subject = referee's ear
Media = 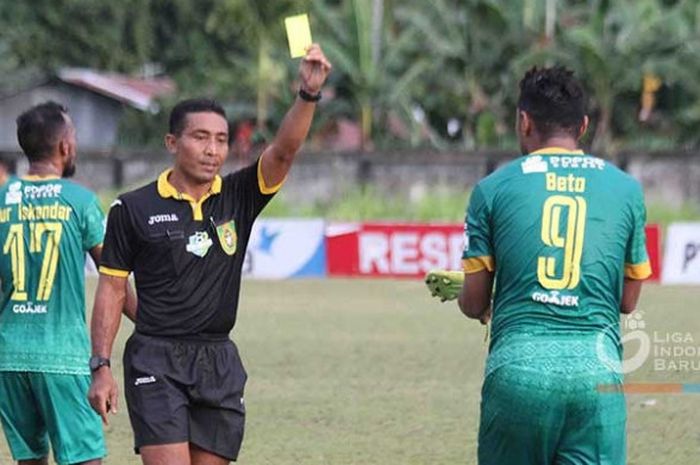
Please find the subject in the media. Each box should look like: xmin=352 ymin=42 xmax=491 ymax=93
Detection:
xmin=165 ymin=133 xmax=178 ymax=154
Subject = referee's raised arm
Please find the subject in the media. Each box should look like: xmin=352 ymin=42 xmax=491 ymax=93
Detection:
xmin=259 ymin=43 xmax=331 ymax=189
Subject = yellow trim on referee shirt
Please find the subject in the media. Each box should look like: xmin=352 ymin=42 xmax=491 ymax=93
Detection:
xmin=99 ymin=266 xmax=130 ymax=278
xmin=462 ymin=256 xmax=495 ymax=274
xmin=257 ymin=155 xmax=285 ymax=195
xmin=529 ymin=147 xmax=585 ymax=156
xmin=625 ymin=261 xmax=652 ymax=280
xmin=156 ymin=169 xmax=222 ymax=221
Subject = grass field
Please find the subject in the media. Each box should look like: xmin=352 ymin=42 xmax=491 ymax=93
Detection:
xmin=1 ymin=279 xmax=699 ymax=464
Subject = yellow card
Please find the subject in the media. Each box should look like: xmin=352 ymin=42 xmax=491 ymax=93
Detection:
xmin=285 ymin=14 xmax=312 ymax=58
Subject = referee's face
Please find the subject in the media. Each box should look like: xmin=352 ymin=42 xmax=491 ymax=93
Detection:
xmin=169 ymin=111 xmax=229 ymax=184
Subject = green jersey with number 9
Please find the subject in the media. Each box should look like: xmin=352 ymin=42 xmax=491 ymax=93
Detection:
xmin=0 ymin=176 xmax=105 ymax=374
xmin=462 ymin=148 xmax=651 ymax=361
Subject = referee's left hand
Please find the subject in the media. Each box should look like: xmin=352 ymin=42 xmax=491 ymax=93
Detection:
xmin=299 ymin=44 xmax=332 ymax=95
xmin=88 ymin=367 xmax=119 ymax=425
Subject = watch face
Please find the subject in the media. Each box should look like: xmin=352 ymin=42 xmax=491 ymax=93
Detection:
xmin=90 ymin=357 xmax=109 ymax=371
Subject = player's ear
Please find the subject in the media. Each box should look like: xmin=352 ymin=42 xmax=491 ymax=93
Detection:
xmin=518 ymin=110 xmax=533 ymax=137
xmin=164 ymin=133 xmax=178 ymax=154
xmin=57 ymin=137 xmax=70 ymax=159
xmin=577 ymin=115 xmax=590 ymax=141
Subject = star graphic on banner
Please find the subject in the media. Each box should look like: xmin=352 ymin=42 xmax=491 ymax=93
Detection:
xmin=258 ymin=226 xmax=281 ymax=254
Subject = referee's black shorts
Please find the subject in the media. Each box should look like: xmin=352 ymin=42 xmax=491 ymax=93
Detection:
xmin=123 ymin=332 xmax=247 ymax=461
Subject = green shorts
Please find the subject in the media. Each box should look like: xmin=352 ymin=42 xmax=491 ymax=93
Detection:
xmin=478 ymin=360 xmax=626 ymax=465
xmin=0 ymin=371 xmax=106 ymax=465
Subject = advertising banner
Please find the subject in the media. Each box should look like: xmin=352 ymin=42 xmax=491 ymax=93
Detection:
xmin=327 ymin=223 xmax=463 ymax=278
xmin=328 ymin=222 xmax=663 ymax=281
xmin=244 ymin=219 xmax=326 ymax=278
xmin=661 ymin=223 xmax=700 ymax=284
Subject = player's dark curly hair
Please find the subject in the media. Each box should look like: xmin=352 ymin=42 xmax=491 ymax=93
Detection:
xmin=169 ymin=98 xmax=228 ymax=136
xmin=16 ymin=101 xmax=69 ymax=162
xmin=518 ymin=66 xmax=586 ymax=138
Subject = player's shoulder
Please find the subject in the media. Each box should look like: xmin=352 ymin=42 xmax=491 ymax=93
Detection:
xmin=473 ymin=155 xmax=526 ymax=194
xmin=596 ymin=156 xmax=643 ymax=195
xmin=57 ymin=178 xmax=99 ymax=202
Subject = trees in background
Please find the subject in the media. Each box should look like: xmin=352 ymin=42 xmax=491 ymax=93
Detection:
xmin=0 ymin=0 xmax=698 ymax=153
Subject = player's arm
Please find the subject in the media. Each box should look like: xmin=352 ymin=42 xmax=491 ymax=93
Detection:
xmin=621 ymin=184 xmax=652 ymax=314
xmin=458 ymin=184 xmax=495 ymax=324
xmin=88 ymin=274 xmax=126 ymax=424
xmin=458 ymin=269 xmax=494 ymax=324
xmin=88 ymin=245 xmax=137 ymax=322
xmin=259 ymin=44 xmax=331 ymax=189
xmin=621 ymin=278 xmax=643 ymax=314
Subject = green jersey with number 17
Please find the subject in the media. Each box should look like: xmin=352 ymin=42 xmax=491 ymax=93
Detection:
xmin=462 ymin=148 xmax=651 ymax=362
xmin=0 ymin=176 xmax=105 ymax=374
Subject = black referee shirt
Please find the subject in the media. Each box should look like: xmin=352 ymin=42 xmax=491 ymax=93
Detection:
xmin=99 ymin=158 xmax=280 ymax=339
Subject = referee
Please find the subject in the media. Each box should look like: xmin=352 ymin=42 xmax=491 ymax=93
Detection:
xmin=88 ymin=44 xmax=331 ymax=465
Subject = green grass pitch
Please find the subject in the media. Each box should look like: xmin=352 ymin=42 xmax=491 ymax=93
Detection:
xmin=1 ymin=279 xmax=699 ymax=464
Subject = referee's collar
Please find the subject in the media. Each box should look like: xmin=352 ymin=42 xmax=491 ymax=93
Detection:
xmin=157 ymin=169 xmax=222 ymax=221
xmin=529 ymin=147 xmax=585 ymax=156
xmin=157 ymin=169 xmax=222 ymax=200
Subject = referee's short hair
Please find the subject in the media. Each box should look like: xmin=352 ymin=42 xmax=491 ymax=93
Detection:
xmin=16 ymin=101 xmax=69 ymax=163
xmin=518 ymin=66 xmax=586 ymax=139
xmin=169 ymin=98 xmax=228 ymax=136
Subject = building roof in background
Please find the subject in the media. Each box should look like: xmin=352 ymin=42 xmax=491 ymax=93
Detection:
xmin=57 ymin=68 xmax=175 ymax=112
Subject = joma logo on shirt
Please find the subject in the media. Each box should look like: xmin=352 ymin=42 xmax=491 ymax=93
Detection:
xmin=148 ymin=213 xmax=179 ymax=225
xmin=134 ymin=376 xmax=156 ymax=386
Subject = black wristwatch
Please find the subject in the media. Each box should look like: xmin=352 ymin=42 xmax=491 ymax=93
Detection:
xmin=89 ymin=356 xmax=111 ymax=372
xmin=299 ymin=87 xmax=322 ymax=102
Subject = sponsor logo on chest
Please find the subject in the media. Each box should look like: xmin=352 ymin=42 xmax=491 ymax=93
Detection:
xmin=148 ymin=213 xmax=179 ymax=225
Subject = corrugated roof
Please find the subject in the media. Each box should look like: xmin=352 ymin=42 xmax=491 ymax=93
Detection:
xmin=58 ymin=68 xmax=175 ymax=112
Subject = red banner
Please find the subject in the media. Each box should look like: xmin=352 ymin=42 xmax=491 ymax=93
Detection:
xmin=646 ymin=224 xmax=661 ymax=282
xmin=326 ymin=222 xmax=662 ymax=281
xmin=327 ymin=223 xmax=464 ymax=278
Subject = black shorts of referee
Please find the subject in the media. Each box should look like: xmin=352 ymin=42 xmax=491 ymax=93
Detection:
xmin=123 ymin=332 xmax=247 ymax=461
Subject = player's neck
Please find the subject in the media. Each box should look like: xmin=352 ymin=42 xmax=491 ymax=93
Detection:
xmin=168 ymin=169 xmax=213 ymax=201
xmin=534 ymin=136 xmax=579 ymax=153
xmin=27 ymin=160 xmax=62 ymax=178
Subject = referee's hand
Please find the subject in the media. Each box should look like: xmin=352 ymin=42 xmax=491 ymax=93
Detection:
xmin=88 ymin=368 xmax=119 ymax=425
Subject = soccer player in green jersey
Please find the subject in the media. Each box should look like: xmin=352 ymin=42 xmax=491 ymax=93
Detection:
xmin=458 ymin=67 xmax=651 ymax=465
xmin=0 ymin=102 xmax=135 ymax=465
